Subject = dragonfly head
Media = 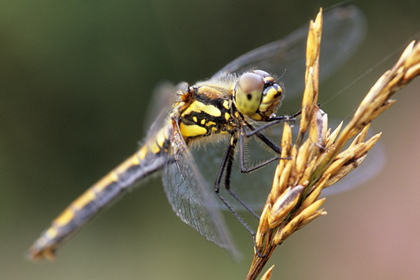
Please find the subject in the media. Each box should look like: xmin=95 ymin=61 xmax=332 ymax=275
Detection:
xmin=233 ymin=70 xmax=284 ymax=121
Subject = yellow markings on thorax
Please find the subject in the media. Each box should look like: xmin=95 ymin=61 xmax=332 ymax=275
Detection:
xmin=205 ymin=121 xmax=216 ymax=126
xmin=181 ymin=100 xmax=222 ymax=118
xmin=180 ymin=122 xmax=207 ymax=137
xmin=222 ymin=100 xmax=229 ymax=110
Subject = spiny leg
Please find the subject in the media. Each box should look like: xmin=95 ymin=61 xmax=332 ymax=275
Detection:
xmin=214 ymin=135 xmax=257 ymax=234
xmin=244 ymin=114 xmax=296 ymax=137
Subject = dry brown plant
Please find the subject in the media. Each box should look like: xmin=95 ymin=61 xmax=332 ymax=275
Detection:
xmin=246 ymin=8 xmax=420 ymax=280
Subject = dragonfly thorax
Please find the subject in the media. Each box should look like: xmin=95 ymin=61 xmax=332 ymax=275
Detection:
xmin=233 ymin=70 xmax=284 ymax=121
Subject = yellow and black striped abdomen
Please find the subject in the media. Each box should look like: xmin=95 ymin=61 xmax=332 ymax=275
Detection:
xmin=29 ymin=125 xmax=173 ymax=260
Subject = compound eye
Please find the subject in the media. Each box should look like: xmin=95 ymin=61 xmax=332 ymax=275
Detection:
xmin=234 ymin=73 xmax=264 ymax=116
xmin=253 ymin=70 xmax=270 ymax=78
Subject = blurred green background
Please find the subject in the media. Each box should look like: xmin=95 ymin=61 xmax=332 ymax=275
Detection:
xmin=1 ymin=0 xmax=420 ymax=279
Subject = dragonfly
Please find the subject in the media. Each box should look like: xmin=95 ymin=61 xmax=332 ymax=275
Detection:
xmin=29 ymin=5 xmax=375 ymax=260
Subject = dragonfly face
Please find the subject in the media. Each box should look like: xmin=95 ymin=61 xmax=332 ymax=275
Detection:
xmin=29 ymin=5 xmax=371 ymax=260
xmin=233 ymin=70 xmax=283 ymax=120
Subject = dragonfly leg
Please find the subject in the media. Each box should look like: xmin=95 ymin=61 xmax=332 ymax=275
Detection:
xmin=215 ymin=135 xmax=260 ymax=222
xmin=244 ymin=114 xmax=296 ymax=137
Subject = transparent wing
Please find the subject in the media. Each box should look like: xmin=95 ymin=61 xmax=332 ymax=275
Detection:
xmin=321 ymin=123 xmax=386 ymax=197
xmin=215 ymin=5 xmax=366 ymax=100
xmin=144 ymin=81 xmax=193 ymax=132
xmin=143 ymin=82 xmax=179 ymax=139
xmin=162 ymin=121 xmax=239 ymax=258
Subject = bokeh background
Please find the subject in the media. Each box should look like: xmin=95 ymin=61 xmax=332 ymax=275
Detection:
xmin=1 ymin=1 xmax=420 ymax=279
